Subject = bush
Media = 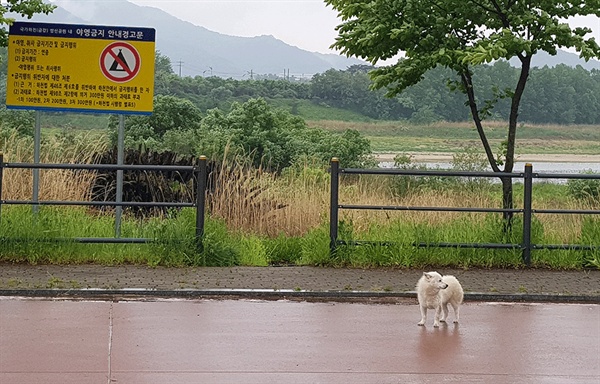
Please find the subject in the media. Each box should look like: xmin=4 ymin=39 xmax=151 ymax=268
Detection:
xmin=108 ymin=95 xmax=203 ymax=150
xmin=90 ymin=148 xmax=198 ymax=217
xmin=388 ymin=153 xmax=455 ymax=197
xmin=199 ymin=98 xmax=375 ymax=170
xmin=451 ymin=146 xmax=492 ymax=191
xmin=567 ymin=170 xmax=600 ymax=202
xmin=388 ymin=149 xmax=494 ymax=197
xmin=0 ymin=107 xmax=35 ymax=138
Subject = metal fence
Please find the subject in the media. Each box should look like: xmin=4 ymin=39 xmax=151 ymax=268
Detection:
xmin=0 ymin=154 xmax=208 ymax=249
xmin=329 ymin=158 xmax=600 ymax=265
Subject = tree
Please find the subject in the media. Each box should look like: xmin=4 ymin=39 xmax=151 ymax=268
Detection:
xmin=326 ymin=0 xmax=600 ymax=225
xmin=522 ymin=65 xmax=600 ymax=124
xmin=154 ymin=51 xmax=174 ymax=75
xmin=198 ymin=98 xmax=374 ymax=170
xmin=0 ymin=1 xmax=55 ymax=46
xmin=200 ymin=98 xmax=305 ymax=169
xmin=0 ymin=106 xmax=34 ymax=138
xmin=108 ymin=95 xmax=203 ymax=150
xmin=311 ymin=67 xmax=412 ymax=119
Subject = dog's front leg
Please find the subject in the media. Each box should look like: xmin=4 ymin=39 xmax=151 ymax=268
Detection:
xmin=417 ymin=305 xmax=427 ymax=326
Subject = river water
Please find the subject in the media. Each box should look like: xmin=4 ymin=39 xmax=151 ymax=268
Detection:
xmin=379 ymin=161 xmax=600 ymax=174
xmin=378 ymin=161 xmax=600 ymax=184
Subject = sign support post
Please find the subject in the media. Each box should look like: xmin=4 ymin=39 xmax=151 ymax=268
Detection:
xmin=115 ymin=114 xmax=125 ymax=237
xmin=32 ymin=110 xmax=41 ymax=215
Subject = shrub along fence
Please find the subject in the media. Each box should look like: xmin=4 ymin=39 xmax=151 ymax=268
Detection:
xmin=329 ymin=158 xmax=600 ymax=266
xmin=0 ymin=154 xmax=208 ymax=250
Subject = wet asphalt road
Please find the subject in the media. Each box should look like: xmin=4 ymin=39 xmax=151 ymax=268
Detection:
xmin=1 ymin=297 xmax=598 ymax=384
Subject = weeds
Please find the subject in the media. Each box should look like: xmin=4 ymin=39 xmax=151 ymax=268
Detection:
xmin=0 ymin=130 xmax=598 ymax=269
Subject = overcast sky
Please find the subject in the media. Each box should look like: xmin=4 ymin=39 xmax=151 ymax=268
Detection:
xmin=129 ymin=0 xmax=342 ymax=54
xmin=127 ymin=0 xmax=599 ymax=56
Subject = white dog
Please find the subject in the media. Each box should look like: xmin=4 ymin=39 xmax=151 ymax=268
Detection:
xmin=416 ymin=271 xmax=464 ymax=327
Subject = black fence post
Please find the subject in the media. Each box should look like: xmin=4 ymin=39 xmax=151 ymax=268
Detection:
xmin=0 ymin=153 xmax=3 ymax=222
xmin=329 ymin=157 xmax=340 ymax=257
xmin=522 ymin=163 xmax=533 ymax=266
xmin=195 ymin=155 xmax=207 ymax=256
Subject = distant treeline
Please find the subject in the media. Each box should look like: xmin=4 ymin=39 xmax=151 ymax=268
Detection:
xmin=153 ymin=57 xmax=600 ymax=125
xmin=1 ymin=48 xmax=599 ymax=124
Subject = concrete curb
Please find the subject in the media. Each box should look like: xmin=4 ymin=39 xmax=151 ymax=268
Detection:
xmin=1 ymin=288 xmax=598 ymax=304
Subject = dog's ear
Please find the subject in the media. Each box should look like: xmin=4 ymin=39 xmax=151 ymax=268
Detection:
xmin=423 ymin=272 xmax=431 ymax=280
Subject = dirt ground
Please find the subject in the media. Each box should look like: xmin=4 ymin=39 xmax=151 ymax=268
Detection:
xmin=1 ymin=265 xmax=598 ymax=303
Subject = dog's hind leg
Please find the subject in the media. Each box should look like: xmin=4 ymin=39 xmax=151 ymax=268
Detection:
xmin=451 ymin=302 xmax=460 ymax=323
xmin=440 ymin=303 xmax=449 ymax=323
xmin=417 ymin=305 xmax=427 ymax=326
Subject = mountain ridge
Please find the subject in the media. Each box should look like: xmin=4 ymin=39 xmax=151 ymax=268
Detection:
xmin=16 ymin=0 xmax=600 ymax=78
xmin=29 ymin=0 xmax=365 ymax=78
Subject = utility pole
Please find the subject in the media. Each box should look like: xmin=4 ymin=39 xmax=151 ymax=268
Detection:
xmin=177 ymin=60 xmax=183 ymax=77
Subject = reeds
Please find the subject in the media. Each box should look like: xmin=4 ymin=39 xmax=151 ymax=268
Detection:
xmin=207 ymin=153 xmax=328 ymax=237
xmin=1 ymin=132 xmax=107 ymax=201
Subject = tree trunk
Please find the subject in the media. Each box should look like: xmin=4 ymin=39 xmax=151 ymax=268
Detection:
xmin=460 ymin=54 xmax=531 ymax=232
xmin=501 ymin=176 xmax=514 ymax=231
xmin=502 ymin=53 xmax=532 ymax=230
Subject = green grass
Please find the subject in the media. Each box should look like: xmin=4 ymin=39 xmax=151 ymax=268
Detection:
xmin=298 ymin=215 xmax=597 ymax=270
xmin=1 ymin=198 xmax=597 ymax=269
xmin=0 ymin=206 xmax=228 ymax=266
xmin=0 ymin=206 xmax=305 ymax=268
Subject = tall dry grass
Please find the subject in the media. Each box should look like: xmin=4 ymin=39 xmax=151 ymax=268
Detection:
xmin=208 ymin=158 xmax=593 ymax=246
xmin=1 ymin=132 xmax=107 ymax=201
xmin=207 ymin=158 xmax=507 ymax=237
xmin=207 ymin=154 xmax=328 ymax=237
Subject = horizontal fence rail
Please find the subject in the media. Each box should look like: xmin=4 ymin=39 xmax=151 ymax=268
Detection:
xmin=329 ymin=158 xmax=600 ymax=266
xmin=2 ymin=163 xmax=197 ymax=171
xmin=2 ymin=200 xmax=195 ymax=207
xmin=0 ymin=154 xmax=208 ymax=248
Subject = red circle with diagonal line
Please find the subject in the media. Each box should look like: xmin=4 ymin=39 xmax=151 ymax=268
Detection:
xmin=100 ymin=42 xmax=141 ymax=83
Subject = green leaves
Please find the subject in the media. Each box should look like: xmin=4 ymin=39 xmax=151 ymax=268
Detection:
xmin=328 ymin=0 xmax=600 ymax=93
xmin=195 ymin=97 xmax=374 ymax=171
xmin=0 ymin=0 xmax=56 ymax=47
xmin=108 ymin=95 xmax=203 ymax=152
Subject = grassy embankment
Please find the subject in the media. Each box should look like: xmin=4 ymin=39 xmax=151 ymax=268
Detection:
xmin=0 ymin=113 xmax=599 ymax=269
xmin=270 ymin=98 xmax=600 ymax=155
xmin=309 ymin=120 xmax=600 ymax=156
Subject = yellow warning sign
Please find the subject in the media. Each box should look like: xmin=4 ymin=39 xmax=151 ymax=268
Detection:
xmin=6 ymin=22 xmax=156 ymax=115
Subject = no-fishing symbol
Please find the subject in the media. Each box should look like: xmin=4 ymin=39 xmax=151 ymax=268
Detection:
xmin=100 ymin=42 xmax=141 ymax=83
